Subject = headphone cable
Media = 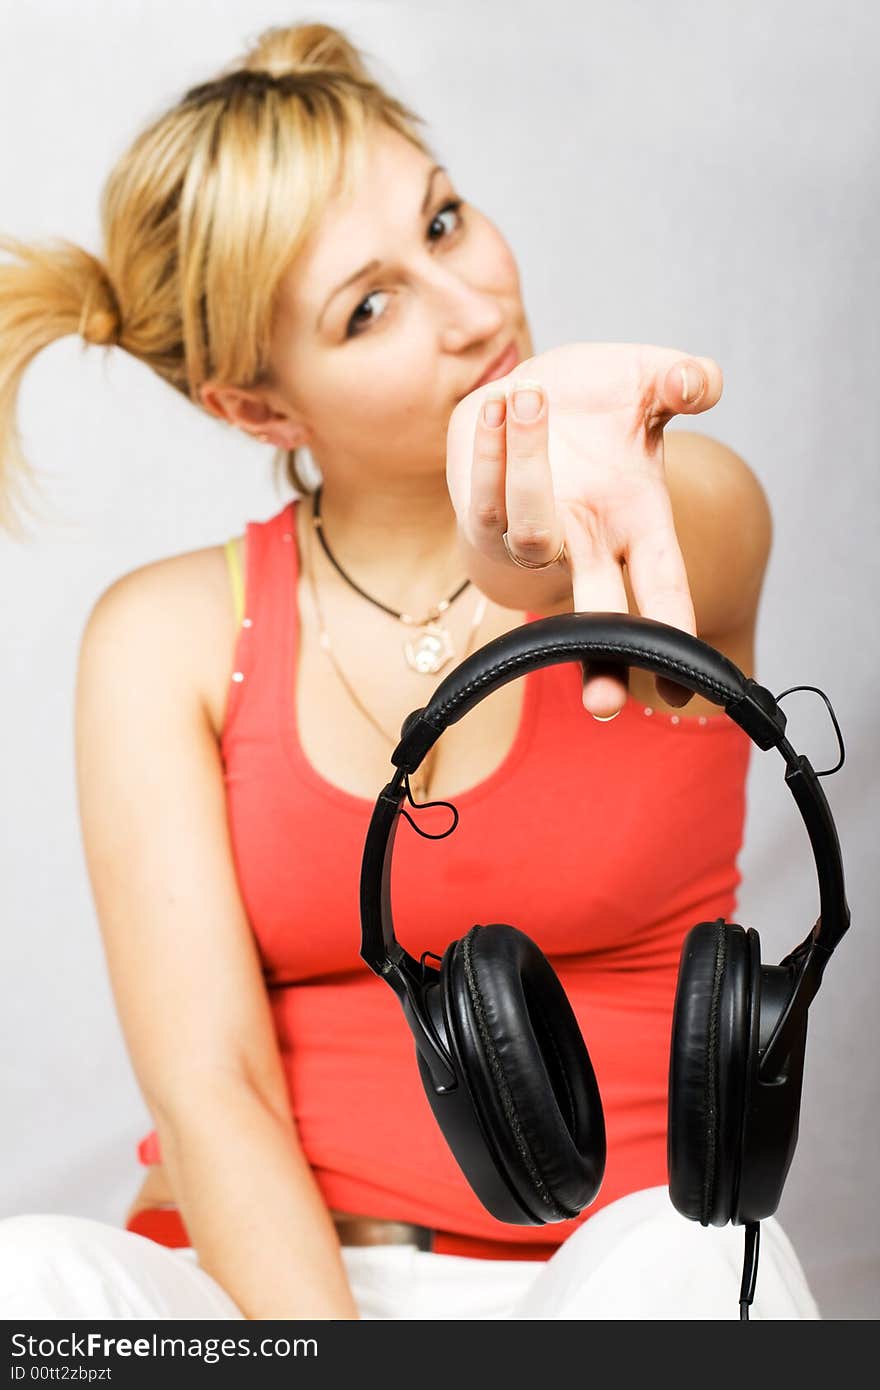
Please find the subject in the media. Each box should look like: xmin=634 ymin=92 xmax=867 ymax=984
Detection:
xmin=739 ymin=1221 xmax=761 ymax=1320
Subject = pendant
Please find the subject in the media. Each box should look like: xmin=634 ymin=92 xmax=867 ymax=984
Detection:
xmin=404 ymin=622 xmax=454 ymax=675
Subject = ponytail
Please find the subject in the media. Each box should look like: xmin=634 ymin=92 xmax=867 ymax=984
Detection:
xmin=0 ymin=236 xmax=121 ymax=536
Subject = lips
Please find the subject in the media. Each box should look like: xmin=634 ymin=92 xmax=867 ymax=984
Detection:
xmin=470 ymin=340 xmax=520 ymax=393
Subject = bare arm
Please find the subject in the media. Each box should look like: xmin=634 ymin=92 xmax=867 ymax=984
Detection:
xmin=75 ymin=564 xmax=358 ymax=1320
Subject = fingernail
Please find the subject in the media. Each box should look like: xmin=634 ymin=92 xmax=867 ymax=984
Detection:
xmin=482 ymin=387 xmax=506 ymax=428
xmin=680 ymin=365 xmax=703 ymax=404
xmin=511 ymin=378 xmax=543 ymax=422
xmin=583 ymin=682 xmax=623 ymax=720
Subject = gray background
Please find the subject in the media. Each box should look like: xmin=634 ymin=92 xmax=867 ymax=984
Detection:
xmin=1 ymin=0 xmax=877 ymax=1319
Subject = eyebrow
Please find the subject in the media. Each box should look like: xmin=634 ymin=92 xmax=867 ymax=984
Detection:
xmin=317 ymin=164 xmax=446 ymax=330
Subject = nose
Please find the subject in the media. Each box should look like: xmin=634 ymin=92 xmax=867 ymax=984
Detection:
xmin=428 ymin=265 xmax=506 ymax=354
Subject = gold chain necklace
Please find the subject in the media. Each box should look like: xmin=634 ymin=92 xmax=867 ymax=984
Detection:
xmin=304 ymin=495 xmax=488 ymax=802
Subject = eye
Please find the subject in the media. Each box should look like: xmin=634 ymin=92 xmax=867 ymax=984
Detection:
xmin=427 ymin=198 xmax=464 ymax=242
xmin=344 ymin=198 xmax=467 ymax=339
xmin=343 ymin=287 xmax=386 ymax=339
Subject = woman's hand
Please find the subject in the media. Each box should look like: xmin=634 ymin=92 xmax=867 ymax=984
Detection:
xmin=446 ymin=342 xmax=724 ymax=718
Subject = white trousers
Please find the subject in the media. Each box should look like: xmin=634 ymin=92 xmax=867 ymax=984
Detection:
xmin=0 ymin=1187 xmax=820 ymax=1320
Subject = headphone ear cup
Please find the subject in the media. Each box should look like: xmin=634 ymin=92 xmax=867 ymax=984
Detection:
xmin=735 ymin=944 xmax=809 ymax=1224
xmin=442 ymin=923 xmax=605 ymax=1225
xmin=668 ymin=919 xmax=753 ymax=1226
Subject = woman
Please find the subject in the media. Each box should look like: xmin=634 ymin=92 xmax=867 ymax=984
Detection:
xmin=0 ymin=22 xmax=819 ymax=1319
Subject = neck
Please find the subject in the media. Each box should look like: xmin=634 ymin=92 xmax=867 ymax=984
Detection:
xmin=311 ymin=472 xmax=466 ymax=615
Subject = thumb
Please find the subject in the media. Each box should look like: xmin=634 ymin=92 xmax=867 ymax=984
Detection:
xmin=653 ymin=355 xmax=724 ymax=426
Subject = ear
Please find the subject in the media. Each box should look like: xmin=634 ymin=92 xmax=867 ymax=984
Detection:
xmin=199 ymin=380 xmax=310 ymax=450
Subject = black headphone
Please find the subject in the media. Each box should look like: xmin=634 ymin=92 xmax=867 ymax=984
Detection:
xmin=359 ymin=612 xmax=850 ymax=1258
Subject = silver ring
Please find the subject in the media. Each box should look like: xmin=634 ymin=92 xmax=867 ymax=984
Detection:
xmin=501 ymin=530 xmax=567 ymax=571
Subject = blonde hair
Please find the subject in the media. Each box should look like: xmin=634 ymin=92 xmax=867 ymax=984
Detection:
xmin=0 ymin=22 xmax=431 ymax=537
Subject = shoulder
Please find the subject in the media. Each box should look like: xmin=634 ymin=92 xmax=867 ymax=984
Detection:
xmin=85 ymin=540 xmax=237 ymax=628
xmin=81 ymin=539 xmax=241 ymax=721
xmin=664 ymin=428 xmax=772 ymax=532
xmin=663 ymin=428 xmax=773 ymax=639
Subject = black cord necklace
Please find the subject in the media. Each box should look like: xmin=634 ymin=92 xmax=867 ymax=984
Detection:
xmin=311 ymin=484 xmax=472 ymax=675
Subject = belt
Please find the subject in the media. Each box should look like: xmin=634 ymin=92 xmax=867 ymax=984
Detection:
xmin=127 ymin=1203 xmax=557 ymax=1260
xmin=330 ymin=1208 xmax=434 ymax=1251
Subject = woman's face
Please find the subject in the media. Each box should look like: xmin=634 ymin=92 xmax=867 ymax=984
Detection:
xmin=266 ymin=123 xmax=533 ymax=481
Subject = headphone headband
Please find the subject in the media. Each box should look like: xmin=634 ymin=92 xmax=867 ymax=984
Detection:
xmin=360 ymin=614 xmax=850 ymax=1080
xmin=390 ymin=613 xmax=787 ymax=768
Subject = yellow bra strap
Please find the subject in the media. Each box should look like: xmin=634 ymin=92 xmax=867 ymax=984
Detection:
xmin=224 ymin=537 xmax=245 ymax=628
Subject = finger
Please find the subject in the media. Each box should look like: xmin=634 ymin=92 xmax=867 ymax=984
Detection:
xmin=503 ymin=379 xmax=566 ymax=566
xmin=467 ymin=385 xmax=509 ymax=556
xmin=648 ymin=354 xmax=724 ymax=431
xmin=623 ymin=489 xmax=697 ymax=708
xmin=563 ymin=514 xmax=632 ymax=719
xmin=581 ymin=657 xmax=630 ymax=721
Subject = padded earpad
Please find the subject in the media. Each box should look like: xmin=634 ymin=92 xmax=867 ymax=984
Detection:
xmin=668 ymin=919 xmax=752 ymax=1225
xmin=442 ymin=923 xmax=605 ymax=1224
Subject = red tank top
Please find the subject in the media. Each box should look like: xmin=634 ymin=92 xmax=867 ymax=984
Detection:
xmin=131 ymin=498 xmax=752 ymax=1260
